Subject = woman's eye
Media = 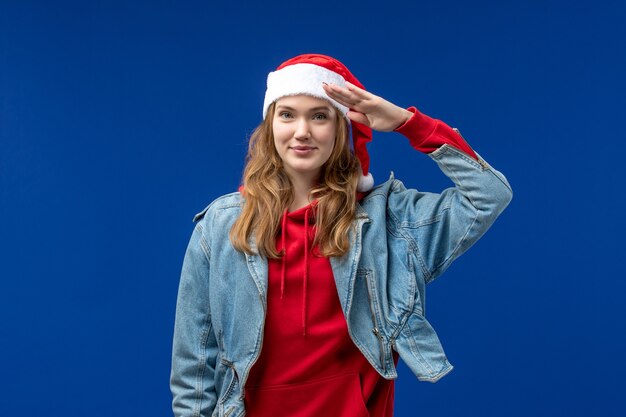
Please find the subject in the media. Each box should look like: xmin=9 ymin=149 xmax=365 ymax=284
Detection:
xmin=313 ymin=113 xmax=328 ymax=120
xmin=279 ymin=112 xmax=292 ymax=119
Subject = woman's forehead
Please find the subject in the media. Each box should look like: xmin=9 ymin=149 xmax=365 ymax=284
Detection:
xmin=275 ymin=95 xmax=337 ymax=112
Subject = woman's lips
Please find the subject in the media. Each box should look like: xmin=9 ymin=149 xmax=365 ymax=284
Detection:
xmin=290 ymin=146 xmax=316 ymax=155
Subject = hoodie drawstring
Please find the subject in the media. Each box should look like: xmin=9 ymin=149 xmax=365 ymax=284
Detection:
xmin=280 ymin=208 xmax=288 ymax=299
xmin=302 ymin=207 xmax=310 ymax=337
xmin=278 ymin=206 xmax=313 ymax=337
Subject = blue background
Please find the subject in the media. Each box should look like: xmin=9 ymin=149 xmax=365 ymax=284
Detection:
xmin=1 ymin=0 xmax=625 ymax=416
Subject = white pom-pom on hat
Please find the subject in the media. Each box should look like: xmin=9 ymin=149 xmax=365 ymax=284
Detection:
xmin=357 ymin=172 xmax=374 ymax=193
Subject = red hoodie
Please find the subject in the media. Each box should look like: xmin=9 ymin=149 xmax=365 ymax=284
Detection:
xmin=243 ymin=107 xmax=478 ymax=417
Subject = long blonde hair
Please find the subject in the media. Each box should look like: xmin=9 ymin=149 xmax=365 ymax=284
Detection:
xmin=229 ymin=102 xmax=361 ymax=258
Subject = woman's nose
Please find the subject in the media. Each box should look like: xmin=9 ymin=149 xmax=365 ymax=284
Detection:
xmin=294 ymin=118 xmax=311 ymax=140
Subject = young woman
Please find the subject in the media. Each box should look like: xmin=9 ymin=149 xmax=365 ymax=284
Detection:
xmin=170 ymin=54 xmax=513 ymax=417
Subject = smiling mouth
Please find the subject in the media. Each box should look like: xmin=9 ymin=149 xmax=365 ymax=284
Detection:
xmin=289 ymin=146 xmax=317 ymax=155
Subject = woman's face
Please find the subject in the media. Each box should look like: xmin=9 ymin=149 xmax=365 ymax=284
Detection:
xmin=272 ymin=95 xmax=338 ymax=184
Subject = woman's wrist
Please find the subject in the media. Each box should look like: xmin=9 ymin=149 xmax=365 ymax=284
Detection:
xmin=395 ymin=108 xmax=414 ymax=130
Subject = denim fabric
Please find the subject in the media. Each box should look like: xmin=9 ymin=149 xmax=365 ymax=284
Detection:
xmin=171 ymin=143 xmax=513 ymax=417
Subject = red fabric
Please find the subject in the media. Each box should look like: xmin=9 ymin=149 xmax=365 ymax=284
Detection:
xmin=394 ymin=106 xmax=479 ymax=161
xmin=244 ymin=205 xmax=396 ymax=417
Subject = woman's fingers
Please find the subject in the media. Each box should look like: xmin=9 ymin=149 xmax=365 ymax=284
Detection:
xmin=322 ymin=83 xmax=358 ymax=106
xmin=323 ymin=82 xmax=408 ymax=132
xmin=346 ymin=110 xmax=371 ymax=127
xmin=344 ymin=81 xmax=373 ymax=100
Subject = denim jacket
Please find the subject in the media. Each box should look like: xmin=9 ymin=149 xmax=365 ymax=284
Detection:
xmin=170 ymin=143 xmax=513 ymax=417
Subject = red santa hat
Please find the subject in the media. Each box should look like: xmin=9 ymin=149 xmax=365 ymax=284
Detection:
xmin=263 ymin=53 xmax=374 ymax=192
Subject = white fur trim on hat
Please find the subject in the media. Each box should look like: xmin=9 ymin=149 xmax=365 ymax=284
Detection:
xmin=263 ymin=63 xmax=350 ymax=119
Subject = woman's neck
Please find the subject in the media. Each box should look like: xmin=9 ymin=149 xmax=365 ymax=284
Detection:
xmin=288 ymin=174 xmax=317 ymax=212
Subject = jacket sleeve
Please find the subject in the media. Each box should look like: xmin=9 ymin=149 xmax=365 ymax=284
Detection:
xmin=388 ymin=120 xmax=513 ymax=284
xmin=170 ymin=221 xmax=218 ymax=417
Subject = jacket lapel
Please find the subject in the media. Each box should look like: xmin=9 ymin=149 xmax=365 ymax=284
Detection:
xmin=329 ymin=204 xmax=371 ymax=315
xmin=244 ymin=233 xmax=269 ymax=302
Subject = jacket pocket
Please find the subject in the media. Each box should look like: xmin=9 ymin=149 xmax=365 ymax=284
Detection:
xmin=244 ymin=372 xmax=369 ymax=417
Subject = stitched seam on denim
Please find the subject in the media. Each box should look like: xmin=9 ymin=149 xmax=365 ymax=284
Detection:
xmin=385 ymin=205 xmax=403 ymax=239
xmin=390 ymin=309 xmax=410 ymax=342
xmin=386 ymin=200 xmax=433 ymax=283
xmin=189 ymin=222 xmax=213 ymax=417
xmin=418 ymin=364 xmax=453 ymax=382
xmin=483 ymin=163 xmax=513 ymax=194
xmin=430 ymin=209 xmax=479 ymax=281
xmin=415 ymin=243 xmax=433 ymax=283
xmin=398 ymin=228 xmax=432 ymax=283
xmin=385 ymin=190 xmax=403 ymax=233
xmin=363 ymin=270 xmax=386 ymax=331
xmin=437 ymin=152 xmax=478 ymax=209
xmin=386 ymin=183 xmax=444 ymax=283
xmin=471 ymin=151 xmax=513 ymax=192
xmin=426 ymin=213 xmax=479 ymax=282
xmin=194 ymin=317 xmax=213 ymax=417
xmin=389 ymin=304 xmax=405 ymax=321
xmin=390 ymin=178 xmax=405 ymax=193
xmin=430 ymin=143 xmax=484 ymax=171
xmin=489 ymin=169 xmax=512 ymax=193
xmin=344 ymin=317 xmax=384 ymax=376
xmin=197 ymin=224 xmax=211 ymax=261
xmin=427 ymin=151 xmax=480 ymax=278
xmin=216 ymin=203 xmax=243 ymax=211
xmin=439 ymin=144 xmax=512 ymax=195
xmin=361 ymin=269 xmax=390 ymax=373
xmin=201 ymin=240 xmax=211 ymax=262
xmin=405 ymin=255 xmax=418 ymax=314
xmin=344 ymin=222 xmax=389 ymax=377
xmin=385 ymin=221 xmax=403 ymax=239
xmin=401 ymin=207 xmax=448 ymax=228
xmin=375 ymin=254 xmax=417 ymax=323
xmin=388 ymin=312 xmax=406 ymax=350
xmin=219 ymin=364 xmax=238 ymax=405
xmin=403 ymin=317 xmax=436 ymax=375
xmin=239 ymin=303 xmax=266 ymax=403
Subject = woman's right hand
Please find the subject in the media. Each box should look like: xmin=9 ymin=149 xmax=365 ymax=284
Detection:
xmin=322 ymin=81 xmax=413 ymax=132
